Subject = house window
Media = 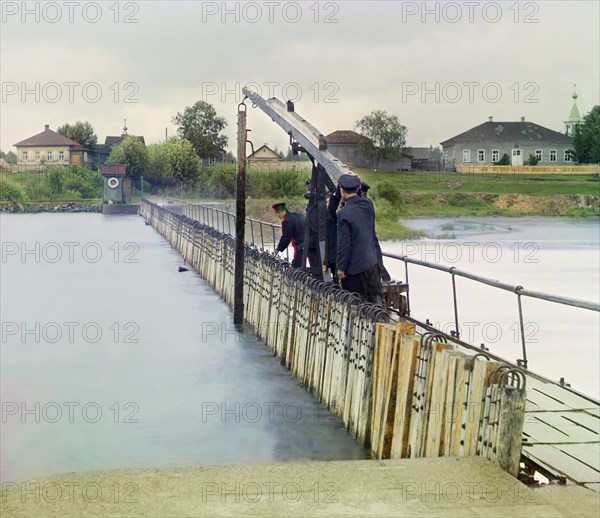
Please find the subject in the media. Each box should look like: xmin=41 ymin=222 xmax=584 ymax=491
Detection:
xmin=208 ymin=157 xmax=217 ymax=165
xmin=35 ymin=151 xmax=40 ymax=161
xmin=477 ymin=150 xmax=485 ymax=162
xmin=492 ymin=150 xmax=499 ymax=162
xmin=549 ymin=150 xmax=557 ymax=162
xmin=47 ymin=151 xmax=53 ymax=161
xmin=22 ymin=151 xmax=28 ymax=161
xmin=463 ymin=149 xmax=471 ymax=163
xmin=535 ymin=150 xmax=542 ymax=162
xmin=564 ymin=150 xmax=572 ymax=162
xmin=58 ymin=151 xmax=65 ymax=161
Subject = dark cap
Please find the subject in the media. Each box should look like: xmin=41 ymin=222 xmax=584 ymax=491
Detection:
xmin=360 ymin=180 xmax=371 ymax=192
xmin=272 ymin=202 xmax=287 ymax=211
xmin=338 ymin=174 xmax=361 ymax=191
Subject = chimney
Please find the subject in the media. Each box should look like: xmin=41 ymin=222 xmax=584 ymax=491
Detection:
xmin=45 ymin=124 xmax=50 ymax=130
xmin=488 ymin=116 xmax=493 ymax=122
xmin=521 ymin=116 xmax=525 ymax=123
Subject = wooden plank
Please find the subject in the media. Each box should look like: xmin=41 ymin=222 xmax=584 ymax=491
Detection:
xmin=449 ymin=355 xmax=473 ymax=456
xmin=423 ymin=347 xmax=452 ymax=457
xmin=495 ymin=386 xmax=527 ymax=477
xmin=464 ymin=359 xmax=494 ymax=456
xmin=523 ymin=444 xmax=600 ymax=484
xmin=390 ymin=334 xmax=420 ymax=458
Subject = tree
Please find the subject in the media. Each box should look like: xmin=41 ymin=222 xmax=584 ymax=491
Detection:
xmin=163 ymin=137 xmax=201 ymax=184
xmin=147 ymin=143 xmax=172 ymax=187
xmin=0 ymin=150 xmax=17 ymax=163
xmin=106 ymin=136 xmax=148 ymax=182
xmin=146 ymin=138 xmax=202 ymax=188
xmin=573 ymin=105 xmax=600 ymax=164
xmin=57 ymin=121 xmax=98 ymax=148
xmin=429 ymin=145 xmax=442 ymax=160
xmin=355 ymin=110 xmax=407 ymax=167
xmin=172 ymin=101 xmax=228 ymax=159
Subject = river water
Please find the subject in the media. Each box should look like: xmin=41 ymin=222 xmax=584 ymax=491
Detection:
xmin=0 ymin=213 xmax=367 ymax=483
xmin=382 ymin=216 xmax=600 ymax=400
xmin=2 ymin=213 xmax=598 ymax=483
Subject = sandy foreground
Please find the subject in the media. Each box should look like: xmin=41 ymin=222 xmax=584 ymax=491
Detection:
xmin=2 ymin=456 xmax=599 ymax=517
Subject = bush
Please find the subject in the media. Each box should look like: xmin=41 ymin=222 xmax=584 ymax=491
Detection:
xmin=527 ymin=154 xmax=539 ymax=166
xmin=372 ymin=180 xmax=402 ymax=207
xmin=494 ymin=153 xmax=510 ymax=166
xmin=0 ymin=177 xmax=24 ymax=201
xmin=23 ymin=165 xmax=103 ymax=200
xmin=249 ymin=169 xmax=308 ymax=198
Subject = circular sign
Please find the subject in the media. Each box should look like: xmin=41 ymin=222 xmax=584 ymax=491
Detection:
xmin=107 ymin=177 xmax=120 ymax=189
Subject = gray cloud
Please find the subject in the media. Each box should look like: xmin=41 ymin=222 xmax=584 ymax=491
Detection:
xmin=1 ymin=1 xmax=598 ymax=154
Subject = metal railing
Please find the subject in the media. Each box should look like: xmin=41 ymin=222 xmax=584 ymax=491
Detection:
xmin=163 ymin=198 xmax=290 ymax=262
xmin=158 ymin=197 xmax=600 ymax=370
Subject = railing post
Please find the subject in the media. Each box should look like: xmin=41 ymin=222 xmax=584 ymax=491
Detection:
xmin=404 ymin=258 xmax=411 ymax=316
xmin=451 ymin=269 xmax=460 ymax=339
xmin=516 ymin=291 xmax=528 ymax=369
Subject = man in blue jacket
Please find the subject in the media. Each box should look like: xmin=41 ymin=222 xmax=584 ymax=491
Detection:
xmin=335 ymin=174 xmax=383 ymax=303
xmin=272 ymin=202 xmax=305 ymax=268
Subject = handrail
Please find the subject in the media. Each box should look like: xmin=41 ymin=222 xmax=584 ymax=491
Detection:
xmin=382 ymin=252 xmax=600 ymax=313
xmin=157 ymin=197 xmax=600 ymax=369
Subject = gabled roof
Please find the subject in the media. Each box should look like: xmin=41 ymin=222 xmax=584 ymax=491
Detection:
xmin=14 ymin=125 xmax=80 ymax=147
xmin=440 ymin=121 xmax=572 ymax=147
xmin=247 ymin=144 xmax=282 ymax=160
xmin=326 ymin=130 xmax=372 ymax=145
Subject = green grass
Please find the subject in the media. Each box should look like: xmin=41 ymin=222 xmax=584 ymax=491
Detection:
xmin=355 ymin=170 xmax=600 ymax=196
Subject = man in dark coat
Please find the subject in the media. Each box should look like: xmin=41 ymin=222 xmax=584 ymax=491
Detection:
xmin=272 ymin=202 xmax=305 ymax=268
xmin=335 ymin=175 xmax=383 ymax=303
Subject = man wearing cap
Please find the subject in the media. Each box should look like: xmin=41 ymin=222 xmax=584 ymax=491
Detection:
xmin=272 ymin=202 xmax=306 ymax=268
xmin=336 ymin=174 xmax=383 ymax=303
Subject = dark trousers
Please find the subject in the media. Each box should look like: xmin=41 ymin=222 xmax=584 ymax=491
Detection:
xmin=291 ymin=245 xmax=304 ymax=268
xmin=341 ymin=264 xmax=383 ymax=303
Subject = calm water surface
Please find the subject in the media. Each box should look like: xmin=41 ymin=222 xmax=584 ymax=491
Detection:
xmin=1 ymin=213 xmax=368 ymax=483
xmin=383 ymin=216 xmax=600 ymax=399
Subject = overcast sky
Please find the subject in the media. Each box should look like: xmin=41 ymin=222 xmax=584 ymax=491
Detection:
xmin=1 ymin=0 xmax=599 ymax=154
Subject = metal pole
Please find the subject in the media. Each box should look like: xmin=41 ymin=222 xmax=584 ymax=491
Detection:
xmin=517 ymin=293 xmax=528 ymax=369
xmin=451 ymin=270 xmax=460 ymax=339
xmin=234 ymin=103 xmax=247 ymax=326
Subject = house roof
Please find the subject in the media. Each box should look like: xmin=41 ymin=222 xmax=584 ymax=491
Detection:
xmin=14 ymin=125 xmax=81 ymax=148
xmin=408 ymin=147 xmax=431 ymax=160
xmin=104 ymin=135 xmax=146 ymax=147
xmin=326 ymin=130 xmax=372 ymax=145
xmin=440 ymin=120 xmax=572 ymax=147
xmin=247 ymin=144 xmax=282 ymax=160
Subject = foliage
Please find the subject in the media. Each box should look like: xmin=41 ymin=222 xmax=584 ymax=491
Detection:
xmin=283 ymin=147 xmax=311 ymax=162
xmin=0 ymin=150 xmax=17 ymax=164
xmin=106 ymin=136 xmax=148 ymax=182
xmin=164 ymin=137 xmax=201 ymax=184
xmin=573 ymin=105 xmax=600 ymax=163
xmin=146 ymin=143 xmax=172 ymax=188
xmin=0 ymin=177 xmax=24 ymax=200
xmin=355 ymin=110 xmax=407 ymax=167
xmin=19 ymin=165 xmax=103 ymax=200
xmin=372 ymin=180 xmax=403 ymax=206
xmin=172 ymin=101 xmax=228 ymax=159
xmin=494 ymin=153 xmax=510 ymax=165
xmin=527 ymin=154 xmax=539 ymax=166
xmin=57 ymin=121 xmax=98 ymax=148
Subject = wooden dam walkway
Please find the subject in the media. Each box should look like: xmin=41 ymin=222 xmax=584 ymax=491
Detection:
xmin=140 ymin=199 xmax=599 ymax=492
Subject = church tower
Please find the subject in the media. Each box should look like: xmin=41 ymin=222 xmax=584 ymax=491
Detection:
xmin=564 ymin=85 xmax=582 ymax=136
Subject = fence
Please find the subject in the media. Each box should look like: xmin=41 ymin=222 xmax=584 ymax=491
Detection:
xmin=160 ymin=198 xmax=600 ymax=373
xmin=140 ymin=198 xmax=527 ymax=475
xmin=456 ymin=164 xmax=599 ymax=175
